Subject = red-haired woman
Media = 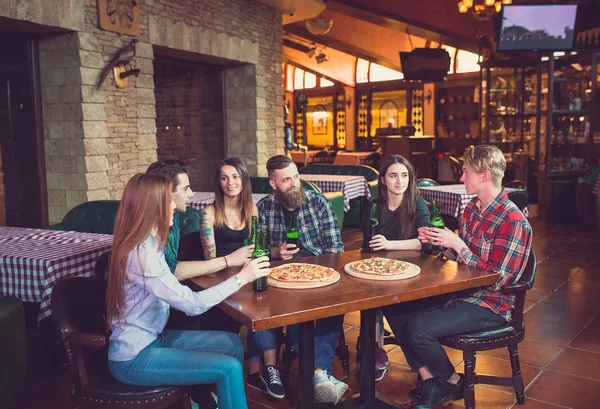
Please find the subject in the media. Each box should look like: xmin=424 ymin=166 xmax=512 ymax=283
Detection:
xmin=200 ymin=158 xmax=284 ymax=400
xmin=106 ymin=173 xmax=270 ymax=409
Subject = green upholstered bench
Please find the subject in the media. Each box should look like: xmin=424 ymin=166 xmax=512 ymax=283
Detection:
xmin=48 ymin=200 xmax=120 ymax=234
xmin=299 ymin=164 xmax=379 ymax=227
xmin=250 ymin=176 xmax=344 ymax=229
xmin=0 ymin=296 xmax=26 ymax=409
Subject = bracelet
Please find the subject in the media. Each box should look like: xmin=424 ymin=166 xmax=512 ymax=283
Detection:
xmin=224 ymin=256 xmax=229 ymax=267
xmin=234 ymin=275 xmax=243 ymax=288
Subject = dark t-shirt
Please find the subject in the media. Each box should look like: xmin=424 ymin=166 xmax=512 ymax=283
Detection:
xmin=361 ymin=196 xmax=433 ymax=253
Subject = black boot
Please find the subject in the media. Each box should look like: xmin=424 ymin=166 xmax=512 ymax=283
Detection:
xmin=409 ymin=380 xmax=452 ymax=409
xmin=408 ymin=374 xmax=423 ymax=401
xmin=409 ymin=373 xmax=463 ymax=401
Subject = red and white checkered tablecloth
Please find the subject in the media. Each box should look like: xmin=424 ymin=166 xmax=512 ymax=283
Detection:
xmin=0 ymin=227 xmax=113 ymax=324
xmin=592 ymin=175 xmax=600 ymax=195
xmin=299 ymin=174 xmax=371 ymax=212
xmin=190 ymin=192 xmax=269 ymax=211
xmin=419 ymin=185 xmax=527 ymax=219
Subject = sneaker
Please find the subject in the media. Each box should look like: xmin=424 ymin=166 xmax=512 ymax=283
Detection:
xmin=375 ymin=366 xmax=388 ymax=382
xmin=329 ymin=376 xmax=349 ymax=404
xmin=375 ymin=343 xmax=390 ymax=370
xmin=260 ymin=365 xmax=285 ymax=399
xmin=247 ymin=372 xmax=262 ymax=392
xmin=314 ymin=369 xmax=336 ymax=404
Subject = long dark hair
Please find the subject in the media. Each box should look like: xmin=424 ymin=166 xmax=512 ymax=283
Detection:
xmin=378 ymin=154 xmax=419 ymax=240
xmin=213 ymin=157 xmax=253 ymax=237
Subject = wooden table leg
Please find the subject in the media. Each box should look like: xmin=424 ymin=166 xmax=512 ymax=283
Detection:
xmin=298 ymin=320 xmax=315 ymax=409
xmin=360 ymin=308 xmax=377 ymax=404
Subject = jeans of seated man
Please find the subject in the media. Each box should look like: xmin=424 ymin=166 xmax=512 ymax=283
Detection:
xmin=383 ymin=296 xmax=505 ymax=381
xmin=247 ymin=327 xmax=279 ymax=363
xmin=286 ymin=315 xmax=344 ymax=374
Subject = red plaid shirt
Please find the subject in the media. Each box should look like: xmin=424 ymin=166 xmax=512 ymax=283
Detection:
xmin=451 ymin=189 xmax=532 ymax=321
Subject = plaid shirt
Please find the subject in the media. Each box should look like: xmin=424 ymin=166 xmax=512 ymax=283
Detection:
xmin=451 ymin=189 xmax=532 ymax=321
xmin=257 ymin=190 xmax=343 ymax=257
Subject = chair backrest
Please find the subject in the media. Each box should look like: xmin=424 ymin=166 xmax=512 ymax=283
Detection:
xmin=504 ymin=249 xmax=536 ymax=332
xmin=417 ymin=178 xmax=440 ymax=187
xmin=312 ymin=150 xmax=330 ymax=164
xmin=503 ymin=179 xmax=526 ymax=189
xmin=448 ymin=156 xmax=463 ymax=182
xmin=61 ymin=200 xmax=121 ymax=234
xmin=361 ymin=152 xmax=381 ymax=170
xmin=94 ymin=252 xmax=110 ymax=292
xmin=507 ymin=190 xmax=528 ymax=212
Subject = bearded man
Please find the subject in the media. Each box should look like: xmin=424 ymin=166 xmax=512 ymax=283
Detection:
xmin=256 ymin=155 xmax=346 ymax=404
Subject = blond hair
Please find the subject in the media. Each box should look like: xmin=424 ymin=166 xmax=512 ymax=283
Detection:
xmin=463 ymin=145 xmax=506 ymax=187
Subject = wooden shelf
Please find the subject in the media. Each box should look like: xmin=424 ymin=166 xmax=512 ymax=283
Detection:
xmin=552 ymin=109 xmax=593 ymax=116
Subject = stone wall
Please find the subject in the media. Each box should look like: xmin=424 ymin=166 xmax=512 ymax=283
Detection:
xmin=22 ymin=0 xmax=284 ymax=222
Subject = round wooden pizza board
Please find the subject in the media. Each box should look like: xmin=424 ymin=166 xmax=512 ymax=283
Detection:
xmin=268 ymin=270 xmax=341 ymax=289
xmin=343 ymin=261 xmax=421 ymax=281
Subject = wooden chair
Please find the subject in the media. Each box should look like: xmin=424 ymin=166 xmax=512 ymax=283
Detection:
xmin=311 ymin=150 xmax=330 ymax=164
xmin=503 ymin=179 xmax=526 ymax=190
xmin=361 ymin=152 xmax=381 ymax=170
xmin=440 ymin=250 xmax=537 ymax=409
xmin=52 ymin=277 xmax=192 ymax=409
xmin=448 ymin=156 xmax=463 ymax=183
xmin=507 ymin=190 xmax=528 ymax=213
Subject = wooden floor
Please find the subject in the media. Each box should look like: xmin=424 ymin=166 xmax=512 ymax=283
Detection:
xmin=21 ymin=217 xmax=600 ymax=409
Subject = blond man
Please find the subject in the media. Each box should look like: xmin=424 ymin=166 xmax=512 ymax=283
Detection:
xmin=383 ymin=145 xmax=532 ymax=409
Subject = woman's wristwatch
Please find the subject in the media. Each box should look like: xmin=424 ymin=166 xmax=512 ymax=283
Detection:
xmin=234 ymin=275 xmax=243 ymax=288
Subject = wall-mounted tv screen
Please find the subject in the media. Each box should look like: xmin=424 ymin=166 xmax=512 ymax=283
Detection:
xmin=497 ymin=4 xmax=577 ymax=51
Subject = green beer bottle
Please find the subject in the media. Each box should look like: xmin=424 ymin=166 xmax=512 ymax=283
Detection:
xmin=248 ymin=215 xmax=258 ymax=246
xmin=252 ymin=229 xmax=269 ymax=292
xmin=430 ymin=201 xmax=446 ymax=254
xmin=286 ymin=212 xmax=299 ymax=247
xmin=368 ymin=202 xmax=380 ymax=253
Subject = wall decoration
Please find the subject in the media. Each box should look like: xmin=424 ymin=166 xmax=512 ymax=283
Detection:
xmin=379 ymin=100 xmax=398 ymax=129
xmin=98 ymin=0 xmax=141 ymax=36
xmin=312 ymin=105 xmax=328 ymax=135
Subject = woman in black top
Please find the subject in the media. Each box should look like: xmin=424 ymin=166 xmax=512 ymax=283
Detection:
xmin=200 ymin=158 xmax=284 ymax=400
xmin=361 ymin=154 xmax=433 ymax=381
xmin=362 ymin=154 xmax=432 ymax=252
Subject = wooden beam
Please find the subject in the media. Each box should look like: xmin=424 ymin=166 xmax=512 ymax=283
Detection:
xmin=327 ymin=1 xmax=478 ymax=53
xmin=285 ymin=26 xmax=400 ymax=71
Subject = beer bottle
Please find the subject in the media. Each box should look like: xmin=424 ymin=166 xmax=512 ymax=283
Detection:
xmin=286 ymin=212 xmax=299 ymax=247
xmin=430 ymin=201 xmax=446 ymax=254
xmin=368 ymin=202 xmax=380 ymax=253
xmin=248 ymin=215 xmax=258 ymax=246
xmin=252 ymin=229 xmax=269 ymax=292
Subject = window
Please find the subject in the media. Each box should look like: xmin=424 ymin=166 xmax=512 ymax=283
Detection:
xmin=369 ymin=63 xmax=403 ymax=82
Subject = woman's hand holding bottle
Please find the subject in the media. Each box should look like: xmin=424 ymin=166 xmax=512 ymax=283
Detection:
xmin=228 ymin=244 xmax=255 ymax=266
xmin=236 ymin=256 xmax=270 ymax=286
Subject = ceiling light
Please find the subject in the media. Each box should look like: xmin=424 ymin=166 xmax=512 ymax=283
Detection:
xmin=306 ymin=15 xmax=333 ymax=36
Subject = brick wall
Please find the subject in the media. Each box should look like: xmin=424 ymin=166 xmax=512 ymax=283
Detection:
xmin=154 ymin=59 xmax=224 ymax=192
xmin=6 ymin=0 xmax=283 ymax=222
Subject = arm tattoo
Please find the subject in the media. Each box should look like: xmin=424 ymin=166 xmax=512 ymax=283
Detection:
xmin=459 ymin=246 xmax=474 ymax=262
xmin=200 ymin=210 xmax=216 ymax=259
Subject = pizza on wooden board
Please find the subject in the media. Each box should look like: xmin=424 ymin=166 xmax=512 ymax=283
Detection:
xmin=350 ymin=257 xmax=412 ymax=276
xmin=269 ymin=263 xmax=337 ymax=283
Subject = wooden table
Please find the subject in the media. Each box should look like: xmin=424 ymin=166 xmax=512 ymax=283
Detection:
xmin=298 ymin=174 xmax=371 ymax=212
xmin=190 ymin=249 xmax=498 ymax=409
xmin=290 ymin=150 xmax=322 ymax=166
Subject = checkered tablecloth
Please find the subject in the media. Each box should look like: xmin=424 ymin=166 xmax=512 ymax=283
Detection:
xmin=190 ymin=192 xmax=269 ymax=211
xmin=0 ymin=227 xmax=113 ymax=324
xmin=593 ymin=175 xmax=600 ymax=195
xmin=419 ymin=185 xmax=527 ymax=219
xmin=299 ymin=174 xmax=371 ymax=212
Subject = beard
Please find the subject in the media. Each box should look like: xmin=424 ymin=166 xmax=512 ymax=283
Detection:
xmin=276 ymin=185 xmax=307 ymax=210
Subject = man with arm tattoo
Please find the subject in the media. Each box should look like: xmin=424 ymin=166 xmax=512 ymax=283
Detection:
xmin=383 ymin=145 xmax=532 ymax=409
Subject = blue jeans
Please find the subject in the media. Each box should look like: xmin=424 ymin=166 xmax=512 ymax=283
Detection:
xmin=384 ymin=298 xmax=506 ymax=382
xmin=247 ymin=328 xmax=279 ymax=362
xmin=109 ymin=330 xmax=247 ymax=409
xmin=287 ymin=315 xmax=344 ymax=374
